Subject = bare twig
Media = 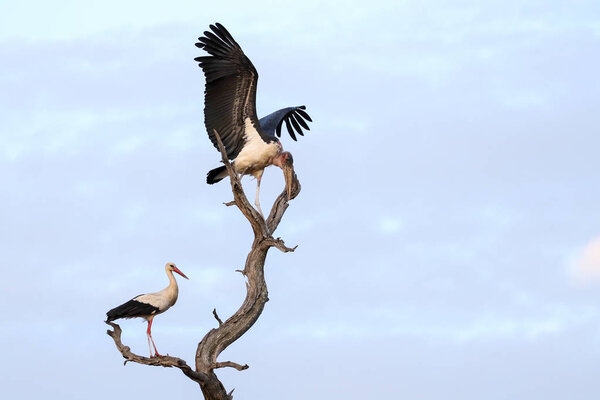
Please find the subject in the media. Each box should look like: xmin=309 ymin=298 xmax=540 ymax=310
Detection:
xmin=263 ymin=237 xmax=298 ymax=253
xmin=211 ymin=361 xmax=249 ymax=371
xmin=213 ymin=309 xmax=224 ymax=326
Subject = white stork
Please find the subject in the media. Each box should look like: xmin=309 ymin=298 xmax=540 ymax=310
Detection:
xmin=194 ymin=23 xmax=312 ymax=217
xmin=106 ymin=262 xmax=189 ymax=358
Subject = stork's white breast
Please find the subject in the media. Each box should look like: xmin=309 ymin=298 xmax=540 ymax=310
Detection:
xmin=234 ymin=118 xmax=280 ymax=175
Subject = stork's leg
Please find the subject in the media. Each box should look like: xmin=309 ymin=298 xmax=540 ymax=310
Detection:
xmin=254 ymin=172 xmax=264 ymax=218
xmin=147 ymin=316 xmax=162 ymax=357
xmin=146 ymin=331 xmax=153 ymax=358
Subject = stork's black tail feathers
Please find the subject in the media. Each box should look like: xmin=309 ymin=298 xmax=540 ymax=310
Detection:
xmin=207 ymin=166 xmax=227 ymax=184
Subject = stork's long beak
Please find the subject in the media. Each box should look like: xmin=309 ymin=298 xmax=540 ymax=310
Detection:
xmin=173 ymin=267 xmax=189 ymax=280
xmin=282 ymin=162 xmax=294 ymax=200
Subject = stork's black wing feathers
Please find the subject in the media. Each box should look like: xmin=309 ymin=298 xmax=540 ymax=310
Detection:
xmin=295 ymin=107 xmax=312 ymax=122
xmin=106 ymin=298 xmax=159 ymax=321
xmin=194 ymin=23 xmax=262 ymax=159
xmin=288 ymin=114 xmax=302 ymax=137
xmin=283 ymin=118 xmax=296 ymax=141
xmin=258 ymin=105 xmax=313 ymax=142
xmin=291 ymin=112 xmax=309 ymax=130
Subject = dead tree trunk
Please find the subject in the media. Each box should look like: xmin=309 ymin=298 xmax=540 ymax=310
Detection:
xmin=107 ymin=130 xmax=300 ymax=399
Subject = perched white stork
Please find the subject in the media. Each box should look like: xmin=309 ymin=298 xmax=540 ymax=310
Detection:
xmin=106 ymin=262 xmax=189 ymax=358
xmin=194 ymin=23 xmax=312 ymax=217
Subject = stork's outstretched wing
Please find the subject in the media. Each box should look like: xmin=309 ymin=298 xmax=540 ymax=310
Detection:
xmin=194 ymin=23 xmax=261 ymax=159
xmin=259 ymin=106 xmax=313 ymax=141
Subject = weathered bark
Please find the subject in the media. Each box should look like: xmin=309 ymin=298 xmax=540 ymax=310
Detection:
xmin=107 ymin=129 xmax=300 ymax=399
xmin=105 ymin=321 xmax=208 ymax=384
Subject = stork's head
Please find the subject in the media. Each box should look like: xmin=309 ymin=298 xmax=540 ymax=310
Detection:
xmin=166 ymin=262 xmax=189 ymax=280
xmin=273 ymin=151 xmax=294 ymax=200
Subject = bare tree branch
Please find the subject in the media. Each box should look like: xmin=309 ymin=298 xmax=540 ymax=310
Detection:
xmin=105 ymin=321 xmax=208 ymax=384
xmin=267 ymin=170 xmax=301 ymax=234
xmin=264 ymin=237 xmax=298 ymax=253
xmin=212 ymin=129 xmax=267 ymax=236
xmin=211 ymin=361 xmax=249 ymax=371
xmin=212 ymin=309 xmax=224 ymax=326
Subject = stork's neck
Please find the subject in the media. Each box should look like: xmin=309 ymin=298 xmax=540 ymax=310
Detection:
xmin=165 ymin=267 xmax=179 ymax=295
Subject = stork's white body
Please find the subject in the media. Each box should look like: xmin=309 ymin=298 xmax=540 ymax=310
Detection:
xmin=133 ymin=272 xmax=180 ymax=317
xmin=106 ymin=262 xmax=188 ymax=357
xmin=233 ymin=118 xmax=282 ymax=178
xmin=226 ymin=118 xmax=282 ymax=216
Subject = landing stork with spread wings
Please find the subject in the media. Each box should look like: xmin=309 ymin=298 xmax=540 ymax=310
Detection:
xmin=194 ymin=23 xmax=312 ymax=217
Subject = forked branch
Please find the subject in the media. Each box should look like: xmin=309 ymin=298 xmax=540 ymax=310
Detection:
xmin=212 ymin=129 xmax=300 ymax=236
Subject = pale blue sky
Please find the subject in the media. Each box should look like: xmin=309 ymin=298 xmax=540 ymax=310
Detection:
xmin=2 ymin=1 xmax=600 ymax=399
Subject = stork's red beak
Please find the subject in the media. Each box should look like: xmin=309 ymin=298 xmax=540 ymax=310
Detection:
xmin=173 ymin=267 xmax=189 ymax=280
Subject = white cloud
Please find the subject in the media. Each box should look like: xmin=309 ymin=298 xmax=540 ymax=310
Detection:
xmin=570 ymin=236 xmax=600 ymax=285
